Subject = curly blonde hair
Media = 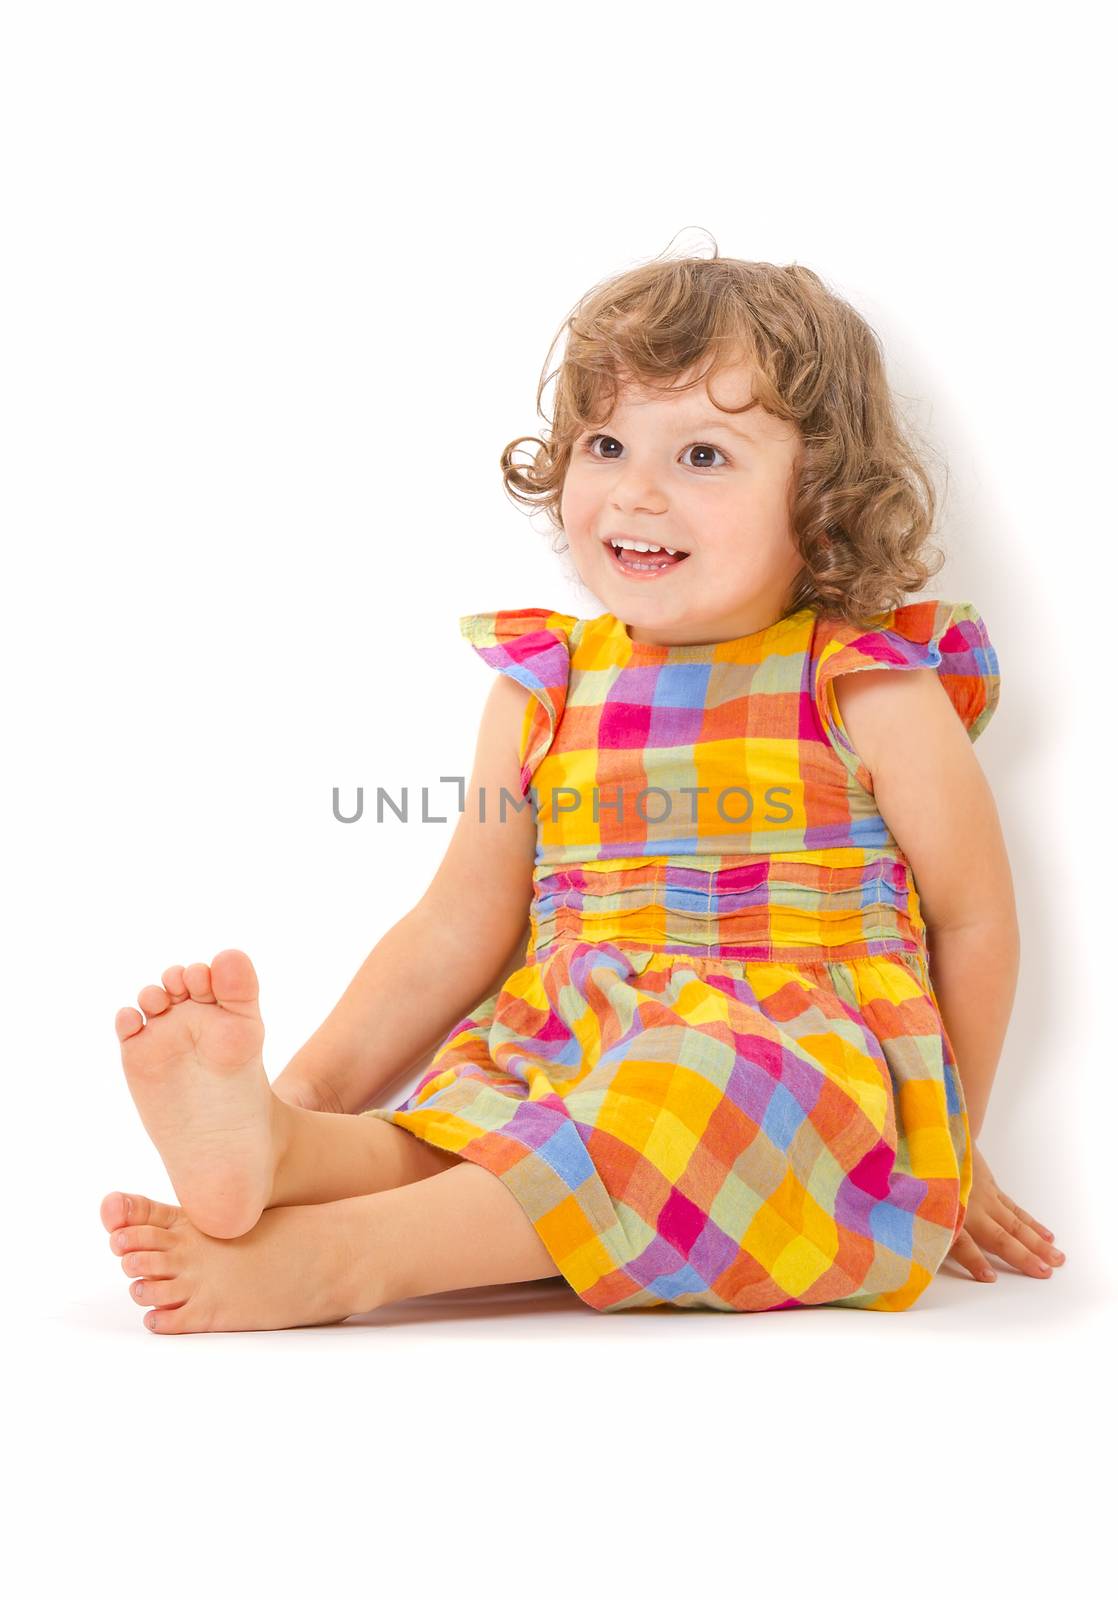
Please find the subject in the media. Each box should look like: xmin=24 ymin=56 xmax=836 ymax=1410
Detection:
xmin=500 ymin=241 xmax=946 ymax=625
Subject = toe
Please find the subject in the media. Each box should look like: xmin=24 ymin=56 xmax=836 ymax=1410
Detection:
xmin=114 ymin=1008 xmax=145 ymax=1043
xmin=131 ymin=1278 xmax=187 ymax=1308
xmin=112 ymin=1223 xmax=170 ymax=1258
xmin=161 ymin=965 xmax=189 ymax=1002
xmin=136 ymin=984 xmax=172 ymax=1020
xmin=144 ymin=1303 xmax=197 ymax=1334
xmin=120 ymin=1248 xmax=171 ymax=1278
xmin=209 ymin=949 xmax=261 ymax=1016
xmin=101 ymin=1191 xmax=131 ymax=1231
xmin=103 ymin=1191 xmax=181 ymax=1236
xmin=183 ymin=962 xmax=215 ymax=1004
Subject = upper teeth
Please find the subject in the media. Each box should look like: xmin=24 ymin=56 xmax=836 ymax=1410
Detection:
xmin=610 ymin=539 xmax=680 ymax=556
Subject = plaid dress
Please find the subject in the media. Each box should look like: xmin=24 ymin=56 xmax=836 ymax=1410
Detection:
xmin=363 ymin=600 xmax=1001 ymax=1313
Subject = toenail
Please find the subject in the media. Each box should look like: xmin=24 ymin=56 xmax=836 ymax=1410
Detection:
xmin=123 ymin=1196 xmax=132 ymax=1219
xmin=113 ymin=1233 xmax=126 ymax=1250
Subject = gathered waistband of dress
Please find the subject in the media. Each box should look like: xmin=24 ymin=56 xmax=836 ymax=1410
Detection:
xmin=526 ymin=853 xmax=929 ymax=965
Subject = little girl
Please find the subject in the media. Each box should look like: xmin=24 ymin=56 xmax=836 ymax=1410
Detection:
xmin=102 ymin=254 xmax=1066 ymax=1333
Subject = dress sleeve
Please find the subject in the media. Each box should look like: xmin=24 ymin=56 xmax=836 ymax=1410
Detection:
xmin=812 ymin=598 xmax=1001 ymax=793
xmin=459 ymin=608 xmax=576 ymax=795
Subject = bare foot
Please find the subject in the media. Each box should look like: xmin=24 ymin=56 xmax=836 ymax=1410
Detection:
xmin=100 ymin=1189 xmax=377 ymax=1333
xmin=114 ymin=950 xmax=279 ymax=1238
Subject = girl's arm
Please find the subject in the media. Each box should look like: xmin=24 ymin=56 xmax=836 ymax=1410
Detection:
xmin=832 ymin=666 xmax=1020 ymax=1140
xmin=271 ymin=672 xmax=538 ymax=1114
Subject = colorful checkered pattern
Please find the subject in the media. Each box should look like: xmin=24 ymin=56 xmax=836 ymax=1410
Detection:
xmin=363 ymin=599 xmax=1001 ymax=1313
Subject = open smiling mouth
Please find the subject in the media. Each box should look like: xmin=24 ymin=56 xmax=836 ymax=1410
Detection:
xmin=605 ymin=538 xmax=691 ymax=577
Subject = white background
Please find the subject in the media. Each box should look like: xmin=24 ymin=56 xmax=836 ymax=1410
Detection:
xmin=4 ymin=1 xmax=1112 ymax=1592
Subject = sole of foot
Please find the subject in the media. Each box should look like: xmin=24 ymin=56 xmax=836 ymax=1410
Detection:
xmin=114 ymin=949 xmax=278 ymax=1239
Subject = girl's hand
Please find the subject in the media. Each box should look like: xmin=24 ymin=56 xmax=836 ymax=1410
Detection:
xmin=946 ymin=1144 xmax=1066 ymax=1283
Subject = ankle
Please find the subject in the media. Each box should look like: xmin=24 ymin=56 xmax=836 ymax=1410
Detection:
xmin=265 ymin=1092 xmax=301 ymax=1209
xmin=332 ymin=1193 xmax=396 ymax=1315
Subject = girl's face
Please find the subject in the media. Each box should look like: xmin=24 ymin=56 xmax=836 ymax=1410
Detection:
xmin=559 ymin=360 xmax=807 ymax=646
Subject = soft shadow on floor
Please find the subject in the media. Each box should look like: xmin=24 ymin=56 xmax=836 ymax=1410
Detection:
xmin=339 ymin=1256 xmax=1086 ymax=1337
xmin=341 ymin=1276 xmax=595 ymax=1330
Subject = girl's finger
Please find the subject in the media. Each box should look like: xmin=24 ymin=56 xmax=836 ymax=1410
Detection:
xmin=991 ymin=1187 xmax=1065 ymax=1267
xmin=992 ymin=1187 xmax=1059 ymax=1247
xmin=977 ymin=1200 xmax=1055 ymax=1278
xmin=948 ymin=1228 xmax=997 ymax=1283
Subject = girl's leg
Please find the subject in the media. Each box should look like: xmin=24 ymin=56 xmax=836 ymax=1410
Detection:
xmin=105 ymin=1159 xmax=564 ymax=1334
xmin=267 ymin=1096 xmax=466 ymax=1207
xmin=349 ymin=1158 xmax=561 ymax=1303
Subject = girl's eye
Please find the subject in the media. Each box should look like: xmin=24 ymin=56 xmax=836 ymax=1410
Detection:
xmin=580 ymin=434 xmax=729 ymax=470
